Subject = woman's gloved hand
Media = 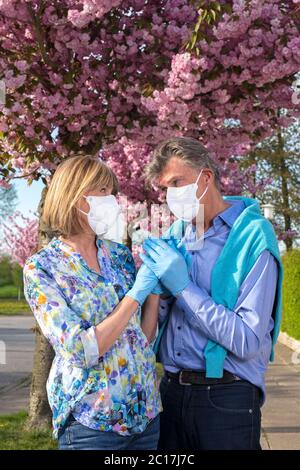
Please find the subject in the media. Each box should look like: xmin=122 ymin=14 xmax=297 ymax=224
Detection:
xmin=126 ymin=263 xmax=159 ymax=305
xmin=140 ymin=238 xmax=190 ymax=296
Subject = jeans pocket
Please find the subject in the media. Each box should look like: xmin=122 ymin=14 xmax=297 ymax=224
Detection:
xmin=207 ymin=381 xmax=258 ymax=414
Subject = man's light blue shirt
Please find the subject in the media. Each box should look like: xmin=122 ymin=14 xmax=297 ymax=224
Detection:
xmin=158 ymin=199 xmax=278 ymax=400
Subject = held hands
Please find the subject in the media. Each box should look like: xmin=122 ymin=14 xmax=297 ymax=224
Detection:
xmin=126 ymin=236 xmax=192 ymax=304
xmin=163 ymin=236 xmax=193 ymax=272
xmin=140 ymin=238 xmax=191 ymax=296
xmin=151 ymin=280 xmax=169 ymax=296
xmin=149 ymin=237 xmax=192 ymax=296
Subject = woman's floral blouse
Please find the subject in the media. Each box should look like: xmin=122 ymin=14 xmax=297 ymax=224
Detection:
xmin=23 ymin=238 xmax=162 ymax=439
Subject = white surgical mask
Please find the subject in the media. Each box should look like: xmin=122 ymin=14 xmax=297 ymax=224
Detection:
xmin=79 ymin=194 xmax=122 ymax=239
xmin=166 ymin=169 xmax=208 ymax=221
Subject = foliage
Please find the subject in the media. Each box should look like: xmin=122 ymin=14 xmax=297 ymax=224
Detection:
xmin=0 ymin=1 xmax=300 ymax=201
xmin=240 ymin=116 xmax=300 ymax=249
xmin=0 ymin=184 xmax=18 ymax=219
xmin=281 ymin=249 xmax=300 ymax=340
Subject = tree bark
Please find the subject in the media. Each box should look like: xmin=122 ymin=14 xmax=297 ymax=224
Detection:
xmin=277 ymin=128 xmax=293 ymax=252
xmin=25 ymin=186 xmax=55 ymax=431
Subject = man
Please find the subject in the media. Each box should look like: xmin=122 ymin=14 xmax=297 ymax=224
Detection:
xmin=141 ymin=137 xmax=282 ymax=450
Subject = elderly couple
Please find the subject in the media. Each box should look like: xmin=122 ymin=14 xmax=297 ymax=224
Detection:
xmin=24 ymin=137 xmax=282 ymax=450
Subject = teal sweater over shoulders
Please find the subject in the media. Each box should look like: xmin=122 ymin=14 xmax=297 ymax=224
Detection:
xmin=164 ymin=196 xmax=283 ymax=378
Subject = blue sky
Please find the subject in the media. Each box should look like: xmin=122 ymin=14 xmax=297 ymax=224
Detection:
xmin=0 ymin=179 xmax=44 ymax=248
xmin=14 ymin=178 xmax=44 ymax=218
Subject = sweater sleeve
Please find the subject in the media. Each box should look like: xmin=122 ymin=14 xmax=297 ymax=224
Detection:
xmin=175 ymin=251 xmax=278 ymax=360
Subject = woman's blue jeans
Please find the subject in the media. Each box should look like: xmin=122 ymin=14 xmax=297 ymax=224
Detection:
xmin=58 ymin=414 xmax=160 ymax=450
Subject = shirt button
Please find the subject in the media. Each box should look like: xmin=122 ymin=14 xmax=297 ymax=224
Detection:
xmin=177 ymin=352 xmax=181 ymax=356
xmin=177 ymin=326 xmax=181 ymax=330
xmin=181 ymin=308 xmax=185 ymax=313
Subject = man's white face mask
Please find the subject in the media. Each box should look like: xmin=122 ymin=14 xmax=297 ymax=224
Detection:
xmin=79 ymin=194 xmax=124 ymax=241
xmin=166 ymin=169 xmax=209 ymax=221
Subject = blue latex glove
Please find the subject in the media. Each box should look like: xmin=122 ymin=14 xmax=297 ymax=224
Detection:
xmin=151 ymin=280 xmax=168 ymax=296
xmin=140 ymin=238 xmax=190 ymax=296
xmin=163 ymin=236 xmax=193 ymax=272
xmin=126 ymin=263 xmax=159 ymax=305
xmin=148 ymin=236 xmax=192 ymax=296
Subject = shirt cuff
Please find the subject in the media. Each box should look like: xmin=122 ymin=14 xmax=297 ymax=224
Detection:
xmin=80 ymin=326 xmax=100 ymax=368
xmin=175 ymin=280 xmax=209 ymax=320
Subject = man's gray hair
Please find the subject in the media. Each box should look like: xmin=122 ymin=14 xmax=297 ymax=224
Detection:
xmin=145 ymin=137 xmax=221 ymax=190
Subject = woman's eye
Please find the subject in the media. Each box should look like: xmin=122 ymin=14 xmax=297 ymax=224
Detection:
xmin=100 ymin=188 xmax=106 ymax=193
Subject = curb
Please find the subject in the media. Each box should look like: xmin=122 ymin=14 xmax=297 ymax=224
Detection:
xmin=278 ymin=331 xmax=300 ymax=352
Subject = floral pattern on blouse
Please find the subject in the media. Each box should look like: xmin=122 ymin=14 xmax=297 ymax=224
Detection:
xmin=23 ymin=237 xmax=162 ymax=439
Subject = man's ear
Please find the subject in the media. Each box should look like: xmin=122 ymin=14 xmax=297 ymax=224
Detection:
xmin=203 ymin=169 xmax=213 ymax=185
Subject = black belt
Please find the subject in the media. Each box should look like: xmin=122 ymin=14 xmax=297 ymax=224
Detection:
xmin=165 ymin=369 xmax=242 ymax=386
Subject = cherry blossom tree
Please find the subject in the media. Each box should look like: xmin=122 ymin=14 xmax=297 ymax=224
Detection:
xmin=0 ymin=0 xmax=300 ymax=199
xmin=2 ymin=211 xmax=38 ymax=266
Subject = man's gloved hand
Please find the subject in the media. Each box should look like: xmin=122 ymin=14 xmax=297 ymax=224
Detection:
xmin=126 ymin=263 xmax=159 ymax=305
xmin=163 ymin=236 xmax=193 ymax=272
xmin=140 ymin=238 xmax=190 ymax=296
xmin=145 ymin=236 xmax=192 ymax=296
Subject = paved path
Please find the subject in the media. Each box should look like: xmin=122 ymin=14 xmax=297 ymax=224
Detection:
xmin=261 ymin=341 xmax=300 ymax=450
xmin=0 ymin=316 xmax=35 ymax=415
xmin=0 ymin=316 xmax=299 ymax=450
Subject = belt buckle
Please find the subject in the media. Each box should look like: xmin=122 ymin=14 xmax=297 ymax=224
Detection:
xmin=179 ymin=370 xmax=192 ymax=386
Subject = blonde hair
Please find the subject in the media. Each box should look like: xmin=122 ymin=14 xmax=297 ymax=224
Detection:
xmin=43 ymin=154 xmax=119 ymax=237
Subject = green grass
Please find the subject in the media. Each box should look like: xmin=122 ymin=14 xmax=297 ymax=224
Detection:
xmin=0 ymin=299 xmax=31 ymax=316
xmin=0 ymin=285 xmax=25 ymax=299
xmin=0 ymin=411 xmax=57 ymax=450
xmin=282 ymin=250 xmax=300 ymax=340
xmin=0 ymin=284 xmax=31 ymax=315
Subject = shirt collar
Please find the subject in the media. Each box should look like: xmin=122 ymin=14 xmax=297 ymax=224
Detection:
xmin=182 ymin=198 xmax=245 ymax=246
xmin=53 ymin=236 xmax=103 ymax=254
xmin=216 ymin=198 xmax=245 ymax=228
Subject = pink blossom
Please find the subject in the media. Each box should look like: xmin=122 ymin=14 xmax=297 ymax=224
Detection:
xmin=0 ymin=0 xmax=299 ymax=219
xmin=3 ymin=212 xmax=38 ymax=266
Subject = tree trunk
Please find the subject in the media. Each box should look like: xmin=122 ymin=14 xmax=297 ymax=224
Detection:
xmin=25 ymin=186 xmax=55 ymax=431
xmin=277 ymin=128 xmax=293 ymax=252
xmin=26 ymin=324 xmax=55 ymax=430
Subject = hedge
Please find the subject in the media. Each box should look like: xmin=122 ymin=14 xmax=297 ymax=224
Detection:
xmin=281 ymin=249 xmax=300 ymax=340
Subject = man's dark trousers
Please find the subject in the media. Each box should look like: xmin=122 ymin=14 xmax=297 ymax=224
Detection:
xmin=158 ymin=374 xmax=262 ymax=450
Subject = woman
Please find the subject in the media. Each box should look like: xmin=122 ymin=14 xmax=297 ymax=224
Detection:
xmin=23 ymin=155 xmax=162 ymax=450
